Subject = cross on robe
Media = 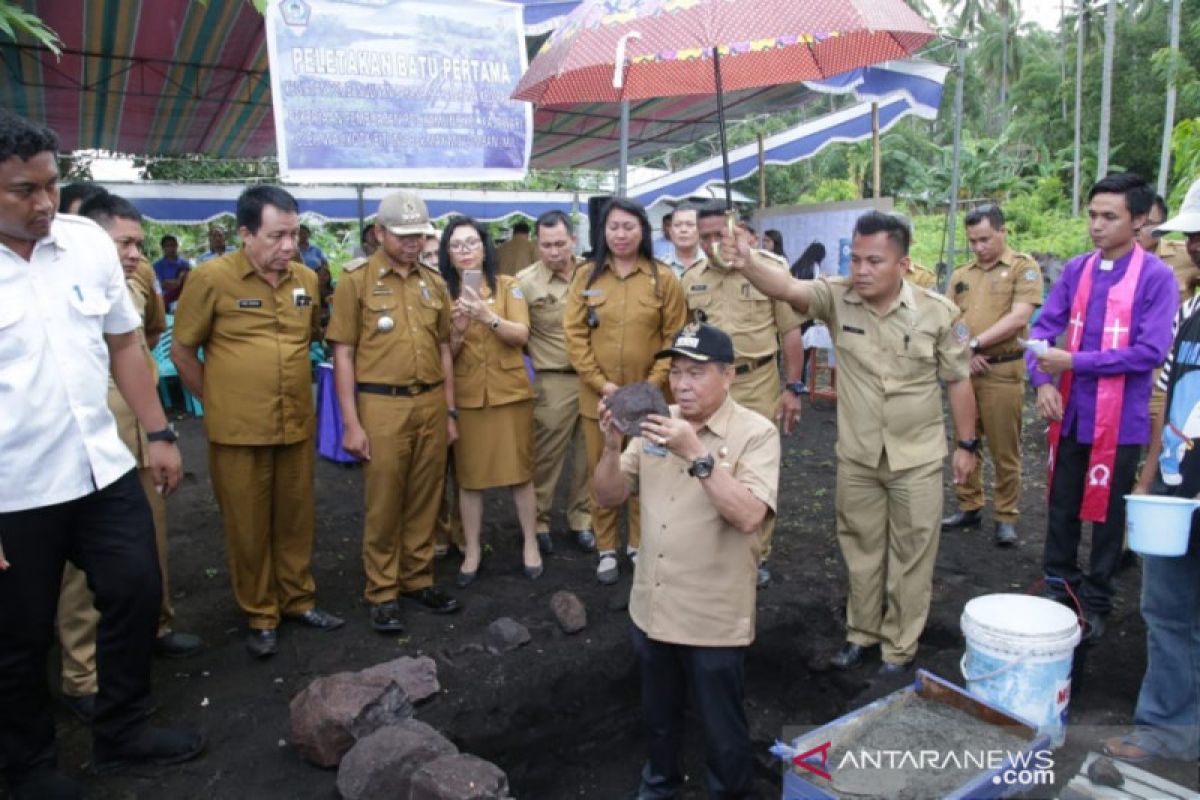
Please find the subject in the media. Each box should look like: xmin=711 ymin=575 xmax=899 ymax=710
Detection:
xmin=1067 ymin=313 xmax=1086 ymax=347
xmin=1104 ymin=318 xmax=1128 ymax=349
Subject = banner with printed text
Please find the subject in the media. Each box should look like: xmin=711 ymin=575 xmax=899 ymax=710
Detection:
xmin=265 ymin=0 xmax=531 ymax=183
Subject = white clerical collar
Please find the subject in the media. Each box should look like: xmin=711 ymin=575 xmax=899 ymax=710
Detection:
xmin=1099 ymin=259 xmax=1114 ymax=272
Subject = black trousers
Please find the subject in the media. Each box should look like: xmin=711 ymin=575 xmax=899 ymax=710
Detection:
xmin=1044 ymin=434 xmax=1141 ymax=615
xmin=630 ymin=625 xmax=753 ymax=800
xmin=0 ymin=470 xmax=160 ymax=781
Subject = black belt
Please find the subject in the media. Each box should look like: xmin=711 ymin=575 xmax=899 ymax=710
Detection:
xmin=537 ymin=367 xmax=576 ymax=374
xmin=734 ymin=354 xmax=775 ymax=376
xmin=357 ymin=381 xmax=443 ymax=397
xmin=985 ymin=353 xmax=1024 ymax=364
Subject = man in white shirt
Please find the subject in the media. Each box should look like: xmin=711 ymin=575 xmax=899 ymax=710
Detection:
xmin=0 ymin=111 xmax=204 ymax=800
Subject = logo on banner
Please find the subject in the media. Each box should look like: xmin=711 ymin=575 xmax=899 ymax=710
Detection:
xmin=280 ymin=0 xmax=311 ymax=28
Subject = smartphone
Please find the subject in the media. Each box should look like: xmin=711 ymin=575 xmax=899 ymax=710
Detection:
xmin=463 ymin=269 xmax=483 ymax=294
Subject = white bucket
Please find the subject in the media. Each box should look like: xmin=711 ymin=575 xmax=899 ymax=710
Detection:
xmin=1124 ymin=495 xmax=1198 ymax=557
xmin=960 ymin=594 xmax=1081 ymax=747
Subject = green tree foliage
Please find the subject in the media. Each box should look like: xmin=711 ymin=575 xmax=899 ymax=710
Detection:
xmin=0 ymin=0 xmax=61 ymax=54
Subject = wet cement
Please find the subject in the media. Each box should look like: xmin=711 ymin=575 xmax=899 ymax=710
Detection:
xmin=796 ymin=692 xmax=1034 ymax=799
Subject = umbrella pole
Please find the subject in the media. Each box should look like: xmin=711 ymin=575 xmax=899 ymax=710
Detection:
xmin=618 ymin=100 xmax=630 ymax=198
xmin=711 ymin=47 xmax=733 ymax=210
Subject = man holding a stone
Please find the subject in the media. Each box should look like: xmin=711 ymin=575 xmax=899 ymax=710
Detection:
xmin=593 ymin=322 xmax=780 ymax=798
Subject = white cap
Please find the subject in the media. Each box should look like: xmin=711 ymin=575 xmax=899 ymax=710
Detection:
xmin=1156 ymin=178 xmax=1200 ymax=235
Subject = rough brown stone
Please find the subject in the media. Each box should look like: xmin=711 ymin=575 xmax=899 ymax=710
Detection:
xmin=409 ymin=753 xmax=511 ymax=800
xmin=335 ymin=720 xmax=458 ymax=800
xmin=606 ymin=381 xmax=669 ymax=436
xmin=549 ymin=590 xmax=587 ymax=634
xmin=357 ymin=655 xmax=440 ymax=704
xmin=485 ymin=617 xmax=530 ymax=654
xmin=289 ymin=673 xmax=414 ymax=767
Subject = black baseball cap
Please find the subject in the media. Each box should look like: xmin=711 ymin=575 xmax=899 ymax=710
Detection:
xmin=655 ymin=322 xmax=735 ymax=363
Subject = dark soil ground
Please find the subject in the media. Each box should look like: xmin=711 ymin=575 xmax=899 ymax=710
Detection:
xmin=11 ymin=392 xmax=1200 ymax=799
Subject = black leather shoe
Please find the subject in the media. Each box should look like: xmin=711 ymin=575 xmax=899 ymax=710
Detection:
xmin=878 ymin=660 xmax=914 ymax=677
xmin=91 ymin=726 xmax=205 ymax=775
xmin=994 ymin=522 xmax=1018 ymax=547
xmin=10 ymin=767 xmax=90 ymax=800
xmin=286 ymin=607 xmax=345 ymax=630
xmin=941 ymin=509 xmax=983 ymax=529
xmin=246 ymin=628 xmax=278 ymax=659
xmin=536 ymin=532 xmax=554 ymax=555
xmin=61 ymin=692 xmax=96 ymax=724
xmin=830 ymin=642 xmax=869 ymax=670
xmin=1082 ymin=610 xmax=1107 ymax=644
xmin=370 ymin=601 xmax=406 ymax=634
xmin=572 ymin=529 xmax=597 ymax=552
xmin=154 ymin=630 xmax=203 ymax=658
xmin=402 ymin=587 xmax=461 ymax=614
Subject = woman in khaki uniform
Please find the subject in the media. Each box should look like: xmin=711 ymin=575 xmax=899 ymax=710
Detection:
xmin=564 ymin=198 xmax=688 ymax=585
xmin=439 ymin=217 xmax=541 ymax=584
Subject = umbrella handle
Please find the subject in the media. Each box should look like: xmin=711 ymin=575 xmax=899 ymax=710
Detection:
xmin=708 ymin=212 xmax=738 ymax=269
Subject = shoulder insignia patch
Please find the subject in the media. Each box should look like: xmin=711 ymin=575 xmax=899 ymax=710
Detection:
xmin=511 ymin=285 xmax=524 ymax=300
xmin=953 ymin=320 xmax=970 ymax=343
xmin=341 ymin=257 xmax=367 ymax=273
xmin=1024 ymin=269 xmax=1037 ymax=281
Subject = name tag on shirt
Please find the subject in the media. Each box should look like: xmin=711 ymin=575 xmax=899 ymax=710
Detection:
xmin=841 ymin=325 xmax=865 ymax=335
xmin=293 ymin=288 xmax=312 ymax=307
xmin=688 ymin=284 xmax=708 ymax=293
xmin=238 ymin=299 xmax=263 ymax=309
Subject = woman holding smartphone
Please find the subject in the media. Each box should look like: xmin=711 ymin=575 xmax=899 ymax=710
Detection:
xmin=564 ymin=198 xmax=688 ymax=585
xmin=438 ymin=217 xmax=541 ymax=584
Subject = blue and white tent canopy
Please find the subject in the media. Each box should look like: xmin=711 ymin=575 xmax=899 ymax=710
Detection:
xmin=103 ymin=183 xmax=583 ymax=225
xmin=632 ymin=59 xmax=949 ymax=207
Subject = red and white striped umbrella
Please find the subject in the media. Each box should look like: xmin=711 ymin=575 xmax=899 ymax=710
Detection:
xmin=512 ymin=0 xmax=937 ymax=106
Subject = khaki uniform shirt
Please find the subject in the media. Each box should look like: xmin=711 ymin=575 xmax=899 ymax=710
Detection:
xmin=564 ymin=257 xmax=688 ymax=420
xmin=1155 ymin=239 xmax=1198 ymax=304
xmin=453 ymin=275 xmax=535 ymax=409
xmin=807 ymin=277 xmax=971 ymax=470
xmin=517 ymin=258 xmax=578 ymax=372
xmin=173 ymin=250 xmax=321 ymax=446
xmin=681 ymin=249 xmax=801 ymax=360
xmin=496 ymin=237 xmax=537 ymax=277
xmin=326 ymin=253 xmax=450 ymax=386
xmin=621 ymin=396 xmax=780 ymax=647
xmin=668 ymin=250 xmax=706 ymax=278
xmin=133 ymin=257 xmax=167 ymax=341
xmin=948 ymin=247 xmax=1043 ymax=357
xmin=907 ymin=262 xmax=938 ymax=291
xmin=107 ymin=275 xmax=156 ymax=467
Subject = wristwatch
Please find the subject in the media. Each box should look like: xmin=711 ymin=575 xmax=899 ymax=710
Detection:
xmin=489 ymin=316 xmax=501 ymax=331
xmin=956 ymin=438 xmax=980 ymax=454
xmin=687 ymin=453 xmax=716 ymax=479
xmin=969 ymin=337 xmax=981 ymax=352
xmin=146 ymin=424 xmax=178 ymax=444
xmin=785 ymin=381 xmax=807 ymax=396
xmin=447 ymin=408 xmax=460 ymax=420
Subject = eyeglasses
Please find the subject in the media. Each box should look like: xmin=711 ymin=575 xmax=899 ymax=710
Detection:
xmin=448 ymin=238 xmax=482 ymax=253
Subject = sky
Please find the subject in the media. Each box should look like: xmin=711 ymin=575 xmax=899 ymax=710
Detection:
xmin=929 ymin=0 xmax=1065 ymax=33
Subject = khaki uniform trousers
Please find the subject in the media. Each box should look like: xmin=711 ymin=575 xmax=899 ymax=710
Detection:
xmin=583 ymin=417 xmax=642 ymax=554
xmin=533 ymin=373 xmax=592 ymax=534
xmin=954 ymin=361 xmax=1025 ymax=522
xmin=359 ymin=391 xmax=448 ymax=603
xmin=837 ymin=451 xmax=943 ymax=664
xmin=57 ymin=467 xmax=172 ymax=696
xmin=730 ymin=361 xmax=781 ymax=561
xmin=209 ymin=440 xmax=317 ymax=630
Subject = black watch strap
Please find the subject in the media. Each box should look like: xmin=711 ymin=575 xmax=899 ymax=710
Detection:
xmin=146 ymin=424 xmax=178 ymax=443
xmin=956 ymin=438 xmax=980 ymax=453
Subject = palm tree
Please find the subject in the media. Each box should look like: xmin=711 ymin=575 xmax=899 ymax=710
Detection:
xmin=1158 ymin=0 xmax=1182 ymax=195
xmin=1096 ymin=0 xmax=1117 ymax=180
xmin=949 ymin=0 xmax=989 ymax=35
